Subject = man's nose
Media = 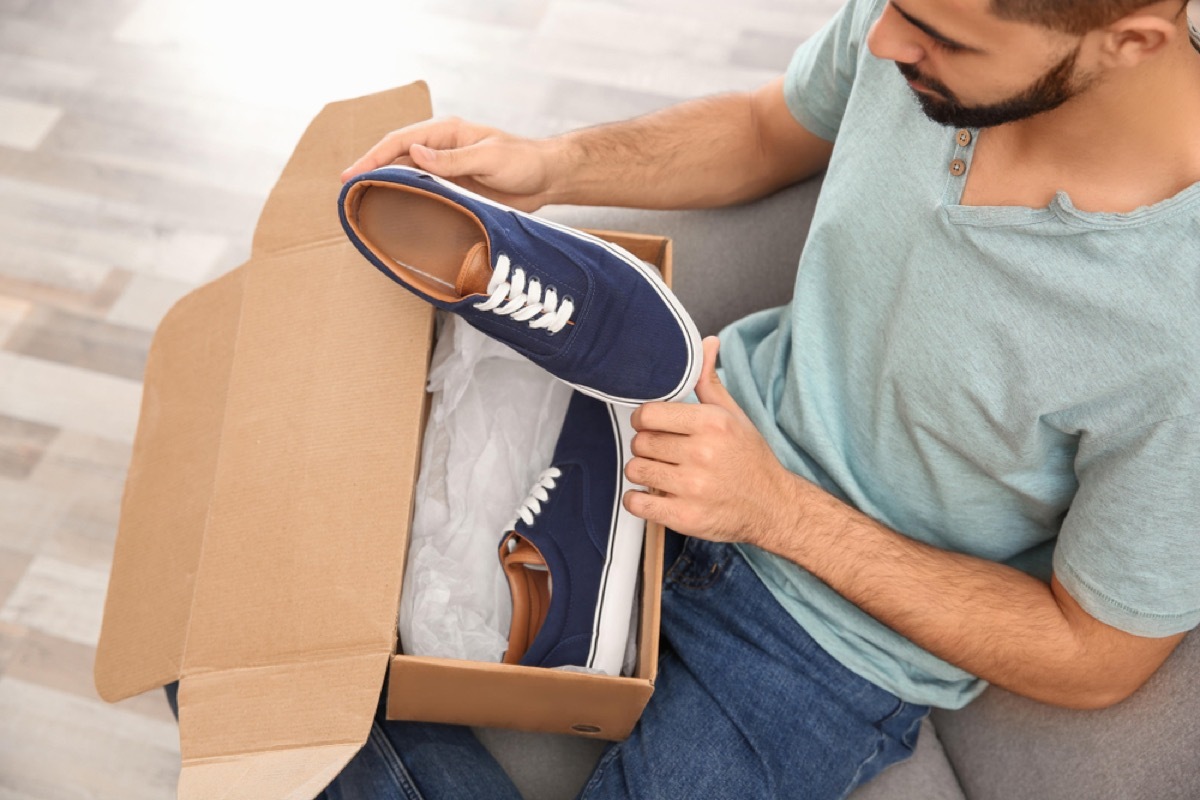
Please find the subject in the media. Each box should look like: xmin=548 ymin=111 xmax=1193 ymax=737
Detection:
xmin=866 ymin=5 xmax=926 ymax=64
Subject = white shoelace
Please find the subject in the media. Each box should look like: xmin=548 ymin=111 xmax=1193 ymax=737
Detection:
xmin=473 ymin=254 xmax=574 ymax=333
xmin=506 ymin=467 xmax=563 ymax=537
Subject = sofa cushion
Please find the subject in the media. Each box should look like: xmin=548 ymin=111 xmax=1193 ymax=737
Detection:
xmin=932 ymin=629 xmax=1199 ymax=800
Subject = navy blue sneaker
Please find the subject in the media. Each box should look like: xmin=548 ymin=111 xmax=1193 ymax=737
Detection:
xmin=338 ymin=165 xmax=701 ymax=406
xmin=499 ymin=391 xmax=643 ymax=676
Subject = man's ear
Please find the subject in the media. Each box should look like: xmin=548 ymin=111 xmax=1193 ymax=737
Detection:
xmin=1093 ymin=5 xmax=1182 ymax=68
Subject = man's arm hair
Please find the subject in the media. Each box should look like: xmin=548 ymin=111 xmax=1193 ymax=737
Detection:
xmin=760 ymin=476 xmax=1190 ymax=709
xmin=545 ymin=76 xmax=834 ymax=209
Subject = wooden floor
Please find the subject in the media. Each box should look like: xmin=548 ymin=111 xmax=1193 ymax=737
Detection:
xmin=0 ymin=0 xmax=841 ymax=796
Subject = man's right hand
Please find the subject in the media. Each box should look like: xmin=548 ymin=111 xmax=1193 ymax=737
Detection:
xmin=340 ymin=117 xmax=560 ymax=212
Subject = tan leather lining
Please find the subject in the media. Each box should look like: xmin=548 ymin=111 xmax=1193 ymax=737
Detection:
xmin=501 ymin=534 xmax=551 ymax=666
xmin=345 ymin=181 xmax=491 ymax=301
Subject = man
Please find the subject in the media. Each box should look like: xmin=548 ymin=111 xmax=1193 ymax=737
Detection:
xmin=325 ymin=0 xmax=1200 ymax=796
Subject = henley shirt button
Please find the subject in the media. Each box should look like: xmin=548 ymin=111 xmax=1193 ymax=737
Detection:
xmin=956 ymin=129 xmax=972 ymax=147
xmin=949 ymin=158 xmax=967 ymax=176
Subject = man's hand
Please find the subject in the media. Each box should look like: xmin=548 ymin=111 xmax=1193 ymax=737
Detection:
xmin=623 ymin=336 xmax=795 ymax=544
xmin=340 ymin=117 xmax=560 ymax=211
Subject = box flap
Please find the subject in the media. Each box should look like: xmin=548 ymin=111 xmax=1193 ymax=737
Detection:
xmin=174 ymin=654 xmax=382 ymax=800
xmin=94 ymin=265 xmax=245 ymax=700
xmin=95 ymin=81 xmax=435 ymax=799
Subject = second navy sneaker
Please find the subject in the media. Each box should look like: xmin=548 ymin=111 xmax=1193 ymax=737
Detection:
xmin=498 ymin=391 xmax=644 ymax=676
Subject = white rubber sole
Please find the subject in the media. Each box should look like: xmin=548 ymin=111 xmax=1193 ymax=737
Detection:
xmin=585 ymin=401 xmax=644 ymax=676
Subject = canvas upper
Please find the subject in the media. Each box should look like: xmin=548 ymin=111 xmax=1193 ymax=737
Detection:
xmin=499 ymin=391 xmax=636 ymax=672
xmin=338 ymin=165 xmax=702 ymax=406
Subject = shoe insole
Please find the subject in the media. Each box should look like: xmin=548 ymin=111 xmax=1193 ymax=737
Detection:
xmin=354 ymin=183 xmax=492 ymax=300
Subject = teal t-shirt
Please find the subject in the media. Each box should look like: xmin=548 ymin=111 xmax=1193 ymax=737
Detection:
xmin=721 ymin=0 xmax=1200 ymax=709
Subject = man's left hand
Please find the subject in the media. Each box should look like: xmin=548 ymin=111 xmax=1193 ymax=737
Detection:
xmin=623 ymin=336 xmax=796 ymax=545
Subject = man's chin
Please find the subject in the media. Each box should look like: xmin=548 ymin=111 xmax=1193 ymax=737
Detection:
xmin=914 ymin=96 xmax=967 ymax=127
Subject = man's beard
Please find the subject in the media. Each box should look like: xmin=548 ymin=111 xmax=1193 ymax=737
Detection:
xmin=897 ymin=45 xmax=1093 ymax=128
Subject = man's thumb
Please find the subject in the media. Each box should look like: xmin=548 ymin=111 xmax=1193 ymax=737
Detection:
xmin=411 ymin=142 xmax=480 ymax=177
xmin=694 ymin=336 xmax=737 ymax=409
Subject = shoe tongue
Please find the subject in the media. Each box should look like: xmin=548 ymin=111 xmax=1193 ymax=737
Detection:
xmin=456 ymin=241 xmax=492 ymax=297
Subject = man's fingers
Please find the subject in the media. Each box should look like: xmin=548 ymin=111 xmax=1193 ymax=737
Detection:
xmin=631 ymin=401 xmax=707 ymax=435
xmin=625 ymin=456 xmax=694 ymax=497
xmin=340 ymin=118 xmax=486 ymax=182
xmin=623 ymin=489 xmax=686 ymax=531
xmin=410 ymin=141 xmax=492 ymax=179
xmin=341 ymin=129 xmax=417 ymax=180
xmin=693 ymin=336 xmax=741 ymax=414
xmin=630 ymin=430 xmax=685 ymax=464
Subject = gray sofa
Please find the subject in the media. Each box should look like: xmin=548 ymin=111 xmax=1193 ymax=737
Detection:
xmin=472 ymin=178 xmax=1200 ymax=800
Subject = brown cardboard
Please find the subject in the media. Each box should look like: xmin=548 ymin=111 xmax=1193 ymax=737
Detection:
xmin=94 ymin=81 xmax=666 ymax=800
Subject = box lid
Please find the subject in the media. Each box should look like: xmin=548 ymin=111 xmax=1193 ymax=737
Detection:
xmin=94 ymin=82 xmax=435 ymax=799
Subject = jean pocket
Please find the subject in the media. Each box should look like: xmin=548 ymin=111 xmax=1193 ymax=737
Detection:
xmin=665 ymin=539 xmax=730 ymax=591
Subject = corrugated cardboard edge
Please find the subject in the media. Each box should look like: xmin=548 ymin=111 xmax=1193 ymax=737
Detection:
xmin=94 ymin=81 xmax=435 ymax=800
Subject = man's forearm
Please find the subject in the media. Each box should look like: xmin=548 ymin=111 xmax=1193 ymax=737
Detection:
xmin=542 ymin=81 xmax=833 ymax=209
xmin=758 ymin=474 xmax=1161 ymax=709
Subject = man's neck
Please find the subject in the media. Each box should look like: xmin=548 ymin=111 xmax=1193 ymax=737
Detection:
xmin=975 ymin=32 xmax=1200 ymax=212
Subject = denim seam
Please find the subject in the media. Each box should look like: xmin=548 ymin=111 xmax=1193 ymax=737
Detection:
xmin=900 ymin=712 xmax=925 ymax=751
xmin=577 ymin=741 xmax=624 ymax=799
xmin=874 ymin=697 xmax=907 ymax=728
xmin=838 ymin=732 xmax=886 ymax=800
xmin=367 ymin=725 xmax=424 ymax=800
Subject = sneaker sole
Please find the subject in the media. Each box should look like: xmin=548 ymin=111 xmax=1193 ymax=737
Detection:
xmin=586 ymin=401 xmax=644 ymax=676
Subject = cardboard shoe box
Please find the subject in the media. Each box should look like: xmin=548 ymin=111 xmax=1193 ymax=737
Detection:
xmin=93 ymin=81 xmax=667 ymax=799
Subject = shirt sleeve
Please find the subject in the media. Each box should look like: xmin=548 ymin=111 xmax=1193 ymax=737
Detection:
xmin=782 ymin=0 xmax=886 ymax=141
xmin=1053 ymin=412 xmax=1200 ymax=638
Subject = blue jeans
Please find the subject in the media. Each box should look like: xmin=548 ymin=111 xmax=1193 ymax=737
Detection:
xmin=165 ymin=535 xmax=927 ymax=799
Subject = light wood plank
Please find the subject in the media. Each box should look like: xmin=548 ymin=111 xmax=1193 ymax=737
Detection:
xmin=0 ymin=678 xmax=179 ymax=800
xmin=0 ymin=95 xmax=62 ymax=150
xmin=0 ymin=352 xmax=142 ymax=442
xmin=0 ymin=555 xmax=109 ymax=647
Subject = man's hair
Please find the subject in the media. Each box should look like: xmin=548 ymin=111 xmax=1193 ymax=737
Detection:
xmin=990 ymin=0 xmax=1189 ymax=35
